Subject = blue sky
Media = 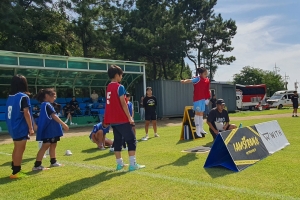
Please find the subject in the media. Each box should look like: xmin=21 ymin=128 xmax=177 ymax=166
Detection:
xmin=186 ymin=0 xmax=300 ymax=90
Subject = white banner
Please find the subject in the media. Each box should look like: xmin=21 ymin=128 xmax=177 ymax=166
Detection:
xmin=255 ymin=120 xmax=290 ymax=154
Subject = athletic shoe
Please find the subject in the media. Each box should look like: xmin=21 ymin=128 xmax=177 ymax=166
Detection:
xmin=10 ymin=171 xmax=28 ymax=179
xmin=122 ymin=147 xmax=128 ymax=151
xmin=154 ymin=133 xmax=160 ymax=137
xmin=70 ymin=122 xmax=74 ymax=125
xmin=32 ymin=166 xmax=50 ymax=171
xmin=129 ymin=164 xmax=145 ymax=172
xmin=43 ymin=155 xmax=47 ymax=158
xmin=201 ymin=130 xmax=207 ymax=135
xmin=50 ymin=162 xmax=64 ymax=167
xmin=195 ymin=133 xmax=202 ymax=138
xmin=99 ymin=147 xmax=105 ymax=150
xmin=109 ymin=147 xmax=114 ymax=152
xmin=296 ymin=115 xmax=299 ymax=117
xmin=292 ymin=115 xmax=295 ymax=117
xmin=116 ymin=164 xmax=128 ymax=171
xmin=141 ymin=135 xmax=149 ymax=141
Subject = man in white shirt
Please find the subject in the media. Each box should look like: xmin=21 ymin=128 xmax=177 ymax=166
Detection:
xmin=90 ymin=90 xmax=99 ymax=103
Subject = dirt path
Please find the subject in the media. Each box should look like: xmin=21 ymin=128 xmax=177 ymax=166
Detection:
xmin=0 ymin=113 xmax=291 ymax=145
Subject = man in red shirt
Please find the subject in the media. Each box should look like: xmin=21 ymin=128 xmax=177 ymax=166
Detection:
xmin=104 ymin=65 xmax=145 ymax=171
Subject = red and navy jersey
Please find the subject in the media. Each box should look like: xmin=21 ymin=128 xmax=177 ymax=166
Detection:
xmin=192 ymin=76 xmax=210 ymax=102
xmin=104 ymin=82 xmax=129 ymax=124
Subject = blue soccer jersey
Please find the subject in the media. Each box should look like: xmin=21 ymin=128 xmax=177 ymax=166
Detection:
xmin=5 ymin=93 xmax=32 ymax=139
xmin=36 ymin=102 xmax=63 ymax=141
xmin=89 ymin=122 xmax=110 ymax=139
xmin=127 ymin=101 xmax=133 ymax=117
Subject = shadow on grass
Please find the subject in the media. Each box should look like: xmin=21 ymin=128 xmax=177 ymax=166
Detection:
xmin=81 ymin=148 xmax=100 ymax=154
xmin=38 ymin=171 xmax=126 ymax=200
xmin=203 ymin=141 xmax=214 ymax=147
xmin=0 ymin=158 xmax=35 ymax=167
xmin=84 ymin=152 xmax=113 ymax=161
xmin=155 ymin=153 xmax=198 ymax=169
xmin=204 ymin=167 xmax=235 ymax=178
xmin=0 ymin=170 xmax=45 ymax=185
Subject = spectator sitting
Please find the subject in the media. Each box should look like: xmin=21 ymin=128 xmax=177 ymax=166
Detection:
xmin=63 ymin=103 xmax=75 ymax=125
xmin=70 ymin=96 xmax=81 ymax=115
xmin=90 ymin=90 xmax=99 ymax=103
xmin=52 ymin=102 xmax=62 ymax=117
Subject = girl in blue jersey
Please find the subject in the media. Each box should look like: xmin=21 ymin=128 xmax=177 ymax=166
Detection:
xmin=5 ymin=75 xmax=35 ymax=179
xmin=32 ymin=88 xmax=69 ymax=171
xmin=89 ymin=122 xmax=112 ymax=149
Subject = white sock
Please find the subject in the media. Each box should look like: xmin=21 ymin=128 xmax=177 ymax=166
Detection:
xmin=129 ymin=156 xmax=136 ymax=166
xmin=116 ymin=158 xmax=124 ymax=166
xmin=199 ymin=116 xmax=206 ymax=133
xmin=194 ymin=116 xmax=202 ymax=137
xmin=65 ymin=119 xmax=68 ymax=123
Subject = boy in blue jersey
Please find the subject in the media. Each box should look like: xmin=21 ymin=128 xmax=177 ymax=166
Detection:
xmin=6 ymin=75 xmax=35 ymax=179
xmin=89 ymin=122 xmax=112 ymax=150
xmin=126 ymin=93 xmax=136 ymax=136
xmin=32 ymin=88 xmax=69 ymax=171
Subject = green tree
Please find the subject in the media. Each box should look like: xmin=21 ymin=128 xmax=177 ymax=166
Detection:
xmin=203 ymin=14 xmax=237 ymax=79
xmin=233 ymin=66 xmax=265 ymax=85
xmin=233 ymin=66 xmax=285 ymax=95
xmin=262 ymin=71 xmax=285 ymax=96
xmin=0 ymin=0 xmax=80 ymax=56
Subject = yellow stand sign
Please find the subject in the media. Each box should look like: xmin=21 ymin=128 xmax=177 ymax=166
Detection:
xmin=180 ymin=106 xmax=205 ymax=140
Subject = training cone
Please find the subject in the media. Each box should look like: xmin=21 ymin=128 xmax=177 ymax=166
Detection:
xmin=65 ymin=150 xmax=72 ymax=156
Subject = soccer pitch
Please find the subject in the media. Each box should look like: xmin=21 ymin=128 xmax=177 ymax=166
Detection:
xmin=0 ymin=116 xmax=299 ymax=200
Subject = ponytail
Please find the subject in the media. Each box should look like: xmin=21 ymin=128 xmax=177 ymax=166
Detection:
xmin=35 ymin=88 xmax=56 ymax=102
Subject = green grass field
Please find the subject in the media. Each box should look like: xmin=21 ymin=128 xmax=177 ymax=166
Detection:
xmin=0 ymin=116 xmax=300 ymax=200
xmin=229 ymin=108 xmax=292 ymax=117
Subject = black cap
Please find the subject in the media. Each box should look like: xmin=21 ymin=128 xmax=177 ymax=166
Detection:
xmin=126 ymin=92 xmax=130 ymax=97
xmin=216 ymin=99 xmax=225 ymax=105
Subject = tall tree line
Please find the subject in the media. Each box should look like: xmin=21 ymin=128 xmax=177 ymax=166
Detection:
xmin=0 ymin=0 xmax=237 ymax=80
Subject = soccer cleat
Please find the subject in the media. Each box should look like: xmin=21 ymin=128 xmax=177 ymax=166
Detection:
xmin=154 ymin=133 xmax=160 ymax=137
xmin=32 ymin=166 xmax=50 ymax=171
xmin=122 ymin=147 xmax=128 ymax=151
xmin=141 ymin=135 xmax=149 ymax=141
xmin=116 ymin=164 xmax=128 ymax=171
xmin=201 ymin=130 xmax=207 ymax=135
xmin=10 ymin=171 xmax=28 ymax=179
xmin=129 ymin=164 xmax=145 ymax=172
xmin=50 ymin=162 xmax=64 ymax=167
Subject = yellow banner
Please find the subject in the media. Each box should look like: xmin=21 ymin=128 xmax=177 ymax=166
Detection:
xmin=224 ymin=129 xmax=238 ymax=145
xmin=234 ymin=160 xmax=260 ymax=165
xmin=247 ymin=126 xmax=261 ymax=137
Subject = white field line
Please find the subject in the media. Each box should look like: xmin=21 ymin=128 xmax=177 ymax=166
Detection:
xmin=0 ymin=151 xmax=299 ymax=200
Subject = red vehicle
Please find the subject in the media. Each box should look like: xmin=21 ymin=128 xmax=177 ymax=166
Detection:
xmin=236 ymin=84 xmax=267 ymax=110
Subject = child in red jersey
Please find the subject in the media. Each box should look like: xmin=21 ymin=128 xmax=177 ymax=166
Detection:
xmin=181 ymin=67 xmax=210 ymax=138
xmin=104 ymin=65 xmax=145 ymax=171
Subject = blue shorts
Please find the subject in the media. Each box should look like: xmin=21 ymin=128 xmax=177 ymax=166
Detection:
xmin=193 ymin=99 xmax=206 ymax=112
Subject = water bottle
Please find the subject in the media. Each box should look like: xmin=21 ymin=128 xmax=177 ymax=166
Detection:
xmin=239 ymin=123 xmax=243 ymax=128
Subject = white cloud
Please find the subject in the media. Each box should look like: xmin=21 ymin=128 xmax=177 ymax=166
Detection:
xmin=212 ymin=15 xmax=300 ymax=90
